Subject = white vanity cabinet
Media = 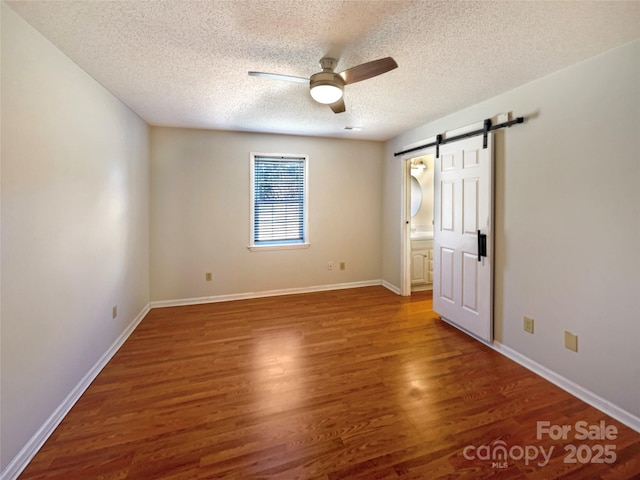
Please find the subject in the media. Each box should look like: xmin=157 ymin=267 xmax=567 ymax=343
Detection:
xmin=411 ymin=239 xmax=433 ymax=290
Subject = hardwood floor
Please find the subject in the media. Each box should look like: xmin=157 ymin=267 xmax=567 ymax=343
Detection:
xmin=19 ymin=287 xmax=640 ymax=479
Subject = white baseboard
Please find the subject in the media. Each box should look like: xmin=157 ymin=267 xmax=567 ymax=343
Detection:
xmin=1 ymin=304 xmax=151 ymax=480
xmin=149 ymin=280 xmax=383 ymax=308
xmin=492 ymin=341 xmax=640 ymax=434
xmin=381 ymin=280 xmax=401 ymax=295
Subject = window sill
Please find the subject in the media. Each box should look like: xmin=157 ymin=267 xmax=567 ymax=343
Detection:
xmin=247 ymin=243 xmax=311 ymax=252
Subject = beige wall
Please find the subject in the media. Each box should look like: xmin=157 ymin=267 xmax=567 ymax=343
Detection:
xmin=1 ymin=3 xmax=150 ymax=472
xmin=150 ymin=127 xmax=384 ymax=302
xmin=384 ymin=40 xmax=640 ymax=418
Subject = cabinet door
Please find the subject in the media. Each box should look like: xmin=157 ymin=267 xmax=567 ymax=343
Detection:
xmin=411 ymin=250 xmax=429 ymax=285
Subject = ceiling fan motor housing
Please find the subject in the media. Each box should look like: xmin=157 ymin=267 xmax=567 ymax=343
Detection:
xmin=310 ymin=71 xmax=345 ymax=90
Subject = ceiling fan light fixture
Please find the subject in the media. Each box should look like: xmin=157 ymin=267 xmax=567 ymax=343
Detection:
xmin=310 ymin=83 xmax=343 ymax=104
xmin=309 ymin=71 xmax=345 ymax=105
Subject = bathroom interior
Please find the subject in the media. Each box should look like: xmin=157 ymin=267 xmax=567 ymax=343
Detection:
xmin=409 ymin=155 xmax=434 ymax=292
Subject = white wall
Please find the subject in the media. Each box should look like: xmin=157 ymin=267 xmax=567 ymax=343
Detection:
xmin=384 ymin=41 xmax=640 ymax=419
xmin=1 ymin=3 xmax=150 ymax=474
xmin=150 ymin=127 xmax=383 ymax=302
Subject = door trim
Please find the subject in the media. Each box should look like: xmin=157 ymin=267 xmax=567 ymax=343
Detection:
xmin=401 ymin=147 xmax=436 ymax=296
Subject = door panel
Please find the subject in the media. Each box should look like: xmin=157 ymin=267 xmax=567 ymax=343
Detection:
xmin=433 ymin=134 xmax=493 ymax=342
xmin=463 ymin=178 xmax=479 ymax=234
xmin=442 ymin=152 xmax=455 ymax=171
xmin=441 ymin=180 xmax=454 ymax=231
xmin=463 ymin=148 xmax=480 ymax=168
xmin=462 ymin=252 xmax=478 ymax=313
xmin=439 ymin=247 xmax=455 ymax=302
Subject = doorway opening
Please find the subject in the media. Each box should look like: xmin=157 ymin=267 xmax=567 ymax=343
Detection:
xmin=402 ymin=151 xmax=435 ymax=296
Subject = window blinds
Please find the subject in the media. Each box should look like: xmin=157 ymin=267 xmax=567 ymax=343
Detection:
xmin=253 ymin=157 xmax=306 ymax=245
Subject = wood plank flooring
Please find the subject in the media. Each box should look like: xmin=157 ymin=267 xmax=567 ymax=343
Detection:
xmin=18 ymin=286 xmax=640 ymax=479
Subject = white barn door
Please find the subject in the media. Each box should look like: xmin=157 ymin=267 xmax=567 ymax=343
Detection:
xmin=433 ymin=134 xmax=494 ymax=342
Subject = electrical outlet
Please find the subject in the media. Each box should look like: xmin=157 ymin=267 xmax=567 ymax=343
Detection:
xmin=328 ymin=262 xmax=334 ymax=271
xmin=112 ymin=305 xmax=118 ymax=319
xmin=340 ymin=262 xmax=346 ymax=270
xmin=564 ymin=331 xmax=578 ymax=352
xmin=205 ymin=272 xmax=212 ymax=281
xmin=523 ymin=316 xmax=534 ymax=334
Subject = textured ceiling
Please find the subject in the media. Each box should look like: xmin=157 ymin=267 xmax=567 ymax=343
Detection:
xmin=7 ymin=0 xmax=640 ymax=140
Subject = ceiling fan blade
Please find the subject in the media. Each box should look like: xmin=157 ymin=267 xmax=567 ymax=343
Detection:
xmin=339 ymin=57 xmax=398 ymax=85
xmin=329 ymin=98 xmax=346 ymax=114
xmin=248 ymin=71 xmax=309 ymax=84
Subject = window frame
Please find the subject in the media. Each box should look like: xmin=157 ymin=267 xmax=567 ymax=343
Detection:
xmin=248 ymin=152 xmax=310 ymax=252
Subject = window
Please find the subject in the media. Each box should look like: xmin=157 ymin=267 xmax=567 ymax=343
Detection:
xmin=249 ymin=153 xmax=309 ymax=250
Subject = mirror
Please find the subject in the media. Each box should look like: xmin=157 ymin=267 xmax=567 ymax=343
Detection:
xmin=410 ymin=175 xmax=422 ymax=217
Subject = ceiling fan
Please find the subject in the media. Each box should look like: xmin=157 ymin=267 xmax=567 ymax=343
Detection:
xmin=248 ymin=56 xmax=398 ymax=113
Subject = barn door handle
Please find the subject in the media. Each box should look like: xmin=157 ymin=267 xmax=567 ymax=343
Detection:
xmin=477 ymin=230 xmax=487 ymax=261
